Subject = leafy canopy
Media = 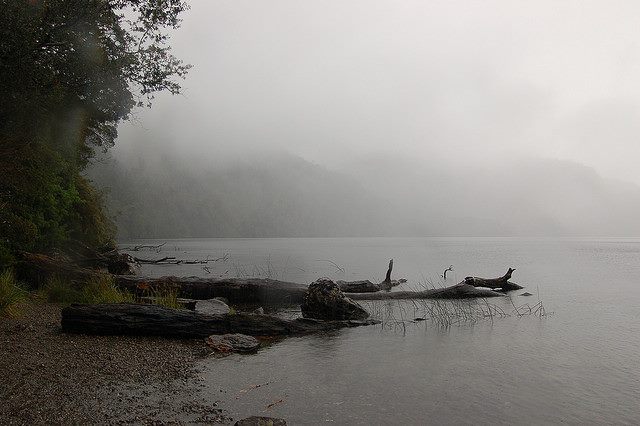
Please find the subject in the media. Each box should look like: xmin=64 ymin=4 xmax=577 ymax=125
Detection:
xmin=0 ymin=0 xmax=190 ymax=265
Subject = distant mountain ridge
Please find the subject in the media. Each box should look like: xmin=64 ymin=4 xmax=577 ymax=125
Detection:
xmin=88 ymin=152 xmax=640 ymax=238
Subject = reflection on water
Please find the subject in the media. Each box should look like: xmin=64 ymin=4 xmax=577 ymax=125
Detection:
xmin=120 ymin=238 xmax=640 ymax=424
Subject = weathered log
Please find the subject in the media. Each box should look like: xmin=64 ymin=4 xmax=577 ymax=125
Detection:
xmin=22 ymin=252 xmax=521 ymax=304
xmin=464 ymin=268 xmax=523 ymax=291
xmin=337 ymin=259 xmax=404 ymax=293
xmin=348 ymin=283 xmax=506 ymax=300
xmin=18 ymin=251 xmax=133 ymax=285
xmin=337 ymin=280 xmax=380 ymax=293
xmin=61 ymin=303 xmax=379 ymax=338
xmin=115 ymin=275 xmax=308 ymax=305
xmin=379 ymin=259 xmax=397 ymax=291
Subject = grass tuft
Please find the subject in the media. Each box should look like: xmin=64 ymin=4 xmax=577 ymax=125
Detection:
xmin=150 ymin=287 xmax=181 ymax=309
xmin=81 ymin=275 xmax=134 ymax=304
xmin=38 ymin=276 xmax=83 ymax=304
xmin=0 ymin=270 xmax=28 ymax=317
xmin=39 ymin=274 xmax=134 ymax=304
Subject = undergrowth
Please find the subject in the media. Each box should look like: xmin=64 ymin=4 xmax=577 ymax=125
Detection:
xmin=39 ymin=275 xmax=182 ymax=309
xmin=0 ymin=270 xmax=28 ymax=317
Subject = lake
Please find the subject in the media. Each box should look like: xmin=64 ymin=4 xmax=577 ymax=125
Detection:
xmin=120 ymin=237 xmax=640 ymax=424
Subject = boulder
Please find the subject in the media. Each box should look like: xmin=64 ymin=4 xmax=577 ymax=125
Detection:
xmin=235 ymin=417 xmax=286 ymax=426
xmin=301 ymin=279 xmax=369 ymax=320
xmin=206 ymin=333 xmax=260 ymax=353
xmin=195 ymin=299 xmax=231 ymax=315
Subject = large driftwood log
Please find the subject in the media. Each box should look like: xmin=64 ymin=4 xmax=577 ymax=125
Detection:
xmin=20 ymin=252 xmax=308 ymax=304
xmin=61 ymin=303 xmax=379 ymax=338
xmin=464 ymin=268 xmax=523 ymax=291
xmin=336 ymin=280 xmax=380 ymax=293
xmin=348 ymin=283 xmax=506 ymax=300
xmin=349 ymin=268 xmax=522 ymax=301
xmin=337 ymin=259 xmax=404 ymax=293
xmin=22 ymin=252 xmax=521 ymax=303
xmin=115 ymin=276 xmax=308 ymax=305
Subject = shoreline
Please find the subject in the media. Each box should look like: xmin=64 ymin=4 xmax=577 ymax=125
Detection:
xmin=0 ymin=302 xmax=232 ymax=424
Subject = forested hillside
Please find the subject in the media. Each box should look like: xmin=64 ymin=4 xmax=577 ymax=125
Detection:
xmin=89 ymin=153 xmax=387 ymax=238
xmin=90 ymin=152 xmax=640 ymax=239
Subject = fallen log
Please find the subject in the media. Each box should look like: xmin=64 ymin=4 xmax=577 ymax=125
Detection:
xmin=337 ymin=259 xmax=405 ymax=293
xmin=115 ymin=276 xmax=309 ymax=305
xmin=336 ymin=280 xmax=380 ymax=293
xmin=349 ymin=269 xmax=523 ymax=301
xmin=21 ymin=252 xmax=521 ymax=303
xmin=464 ymin=268 xmax=523 ymax=291
xmin=61 ymin=303 xmax=379 ymax=338
xmin=348 ymin=283 xmax=506 ymax=300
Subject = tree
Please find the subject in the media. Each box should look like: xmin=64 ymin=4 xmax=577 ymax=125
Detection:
xmin=0 ymin=0 xmax=191 ymax=265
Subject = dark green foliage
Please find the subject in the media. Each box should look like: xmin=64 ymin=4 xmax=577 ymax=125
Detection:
xmin=0 ymin=0 xmax=189 ymax=265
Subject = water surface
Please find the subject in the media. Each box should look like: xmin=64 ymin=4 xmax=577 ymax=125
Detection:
xmin=121 ymin=237 xmax=640 ymax=424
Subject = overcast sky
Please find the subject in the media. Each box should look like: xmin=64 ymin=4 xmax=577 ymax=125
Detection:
xmin=118 ymin=0 xmax=640 ymax=184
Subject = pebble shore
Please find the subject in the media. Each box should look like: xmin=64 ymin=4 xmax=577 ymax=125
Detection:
xmin=0 ymin=303 xmax=232 ymax=425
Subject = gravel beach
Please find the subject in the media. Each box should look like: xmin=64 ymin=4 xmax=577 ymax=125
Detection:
xmin=0 ymin=302 xmax=232 ymax=425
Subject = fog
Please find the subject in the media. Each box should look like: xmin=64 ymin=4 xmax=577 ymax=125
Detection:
xmin=95 ymin=1 xmax=640 ymax=238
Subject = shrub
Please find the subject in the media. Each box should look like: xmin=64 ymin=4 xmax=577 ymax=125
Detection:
xmin=81 ymin=275 xmax=134 ymax=304
xmin=39 ymin=274 xmax=133 ymax=304
xmin=0 ymin=270 xmax=28 ymax=317
xmin=38 ymin=276 xmax=83 ymax=304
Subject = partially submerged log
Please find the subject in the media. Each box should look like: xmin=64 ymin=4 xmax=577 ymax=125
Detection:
xmin=61 ymin=303 xmax=379 ymax=338
xmin=379 ymin=258 xmax=401 ymax=291
xmin=337 ymin=280 xmax=380 ymax=293
xmin=337 ymin=259 xmax=404 ymax=293
xmin=464 ymin=268 xmax=523 ymax=291
xmin=349 ymin=269 xmax=523 ymax=301
xmin=22 ymin=252 xmax=522 ymax=304
xmin=348 ymin=283 xmax=506 ymax=301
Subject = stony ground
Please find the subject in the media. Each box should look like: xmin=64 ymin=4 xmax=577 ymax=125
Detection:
xmin=0 ymin=302 xmax=233 ymax=425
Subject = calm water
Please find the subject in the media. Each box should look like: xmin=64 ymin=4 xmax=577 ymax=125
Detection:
xmin=120 ymin=238 xmax=640 ymax=424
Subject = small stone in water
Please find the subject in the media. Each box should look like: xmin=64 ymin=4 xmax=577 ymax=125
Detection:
xmin=206 ymin=334 xmax=260 ymax=353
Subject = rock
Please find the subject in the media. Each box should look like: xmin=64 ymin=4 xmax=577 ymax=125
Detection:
xmin=253 ymin=307 xmax=264 ymax=315
xmin=235 ymin=417 xmax=286 ymax=426
xmin=520 ymin=292 xmax=533 ymax=296
xmin=206 ymin=334 xmax=260 ymax=353
xmin=195 ymin=299 xmax=231 ymax=315
xmin=301 ymin=278 xmax=370 ymax=320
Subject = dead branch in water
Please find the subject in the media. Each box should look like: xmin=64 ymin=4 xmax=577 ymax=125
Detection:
xmin=124 ymin=242 xmax=167 ymax=252
xmin=133 ymin=253 xmax=229 ymax=265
